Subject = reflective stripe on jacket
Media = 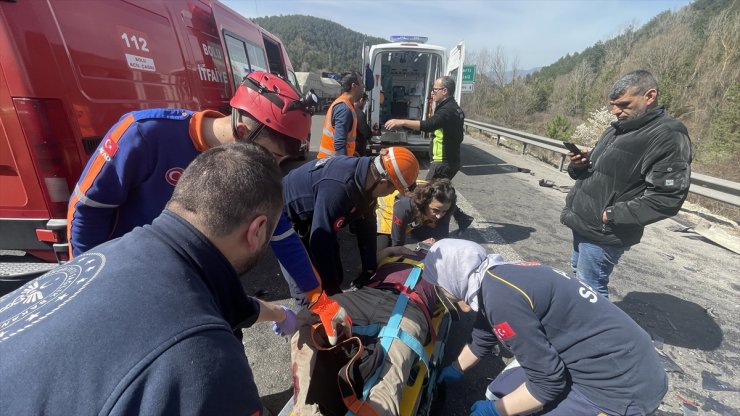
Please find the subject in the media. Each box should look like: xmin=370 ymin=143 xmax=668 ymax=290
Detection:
xmin=318 ymin=95 xmax=357 ymax=158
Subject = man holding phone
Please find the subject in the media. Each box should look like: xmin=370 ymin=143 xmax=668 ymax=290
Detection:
xmin=560 ymin=70 xmax=693 ymax=299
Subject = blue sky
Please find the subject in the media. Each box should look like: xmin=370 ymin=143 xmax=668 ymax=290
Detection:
xmin=223 ymin=0 xmax=693 ymax=70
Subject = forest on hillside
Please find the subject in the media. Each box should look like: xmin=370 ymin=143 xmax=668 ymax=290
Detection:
xmin=461 ymin=0 xmax=739 ymax=187
xmin=255 ymin=1 xmax=738 ymax=215
xmin=254 ymin=15 xmax=387 ymax=72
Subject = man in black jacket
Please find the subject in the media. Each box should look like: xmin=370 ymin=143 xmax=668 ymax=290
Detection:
xmin=385 ymin=76 xmax=474 ymax=232
xmin=561 ymin=70 xmax=692 ymax=298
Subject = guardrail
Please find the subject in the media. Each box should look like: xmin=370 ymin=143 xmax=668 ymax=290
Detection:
xmin=464 ymin=119 xmax=740 ymax=207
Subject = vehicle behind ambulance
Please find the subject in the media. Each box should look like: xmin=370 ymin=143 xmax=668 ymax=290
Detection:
xmin=363 ymin=36 xmax=464 ymax=157
xmin=0 ymin=0 xmax=297 ymax=262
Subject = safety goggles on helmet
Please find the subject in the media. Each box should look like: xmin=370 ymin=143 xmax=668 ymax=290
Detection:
xmin=229 ymin=71 xmax=317 ymax=143
xmin=373 ymin=147 xmax=420 ymax=195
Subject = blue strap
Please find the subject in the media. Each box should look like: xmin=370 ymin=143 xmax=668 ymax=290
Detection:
xmin=360 ymin=267 xmax=424 ymax=400
xmin=351 ymin=324 xmax=381 ymax=337
xmin=403 ymin=264 xmax=422 ymax=289
xmin=378 ymin=326 xmax=430 ymax=370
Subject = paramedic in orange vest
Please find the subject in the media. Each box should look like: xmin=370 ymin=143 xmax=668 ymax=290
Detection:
xmin=318 ymin=71 xmax=364 ymax=158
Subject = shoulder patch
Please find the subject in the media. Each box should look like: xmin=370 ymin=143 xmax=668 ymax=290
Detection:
xmin=101 ymin=137 xmax=119 ymax=159
xmin=333 ymin=216 xmax=346 ymax=231
xmin=165 ymin=167 xmax=185 ymax=186
xmin=493 ymin=321 xmax=517 ymax=341
xmin=392 ymin=215 xmax=403 ymax=226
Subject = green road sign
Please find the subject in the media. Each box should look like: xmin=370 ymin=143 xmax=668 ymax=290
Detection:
xmin=462 ymin=65 xmax=475 ymax=83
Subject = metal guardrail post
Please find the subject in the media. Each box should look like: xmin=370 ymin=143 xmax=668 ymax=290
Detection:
xmin=463 ymin=119 xmax=739 ymax=206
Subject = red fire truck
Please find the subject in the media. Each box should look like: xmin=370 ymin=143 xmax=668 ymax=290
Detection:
xmin=0 ymin=0 xmax=298 ymax=262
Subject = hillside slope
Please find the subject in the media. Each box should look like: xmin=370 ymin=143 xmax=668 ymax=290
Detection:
xmin=253 ymin=15 xmax=387 ymax=73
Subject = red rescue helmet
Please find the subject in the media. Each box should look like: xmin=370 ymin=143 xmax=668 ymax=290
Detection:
xmin=373 ymin=147 xmax=420 ymax=194
xmin=230 ymin=71 xmax=312 ymax=142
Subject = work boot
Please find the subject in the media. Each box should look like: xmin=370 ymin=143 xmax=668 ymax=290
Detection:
xmin=454 ymin=210 xmax=474 ymax=234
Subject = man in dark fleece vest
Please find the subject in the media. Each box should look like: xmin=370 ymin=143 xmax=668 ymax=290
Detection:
xmin=0 ymin=143 xmax=298 ymax=416
xmin=561 ymin=69 xmax=692 ymax=298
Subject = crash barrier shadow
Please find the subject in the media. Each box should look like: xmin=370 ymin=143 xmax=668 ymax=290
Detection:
xmin=464 ymin=119 xmax=740 ymax=207
xmin=614 ymin=292 xmax=722 ymax=351
xmin=471 ymin=222 xmax=536 ymax=245
xmin=460 ymin=164 xmax=528 ymax=177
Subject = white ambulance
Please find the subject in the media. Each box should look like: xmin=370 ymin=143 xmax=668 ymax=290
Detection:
xmin=363 ymin=36 xmax=465 ymax=157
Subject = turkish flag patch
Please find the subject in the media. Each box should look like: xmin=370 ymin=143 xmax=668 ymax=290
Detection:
xmin=493 ymin=322 xmax=517 ymax=340
xmin=333 ymin=216 xmax=346 ymax=231
xmin=392 ymin=216 xmax=403 ymax=226
xmin=102 ymin=137 xmax=119 ymax=158
xmin=165 ymin=167 xmax=184 ymax=186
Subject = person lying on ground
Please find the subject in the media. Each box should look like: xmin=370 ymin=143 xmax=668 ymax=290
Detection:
xmin=283 ymin=245 xmax=462 ymax=416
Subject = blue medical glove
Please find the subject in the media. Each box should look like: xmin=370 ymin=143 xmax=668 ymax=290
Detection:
xmin=272 ymin=306 xmax=298 ymax=337
xmin=437 ymin=365 xmax=464 ymax=385
xmin=470 ymin=399 xmax=500 ymax=416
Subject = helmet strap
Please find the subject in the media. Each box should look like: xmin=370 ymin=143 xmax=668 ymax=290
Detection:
xmin=373 ymin=156 xmax=388 ymax=180
xmin=231 ymin=109 xmax=241 ymax=140
xmin=232 ymin=109 xmax=265 ymax=142
xmin=244 ymin=122 xmax=266 ymax=143
xmin=366 ymin=157 xmax=387 ymax=196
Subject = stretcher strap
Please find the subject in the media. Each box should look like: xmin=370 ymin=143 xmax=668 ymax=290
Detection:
xmin=351 ymin=325 xmax=430 ymax=371
xmin=378 ymin=326 xmax=430 ymax=370
xmin=352 ymin=324 xmax=381 ymax=337
xmin=368 ymin=282 xmax=436 ymax=340
xmin=359 ymin=268 xmax=422 ymax=401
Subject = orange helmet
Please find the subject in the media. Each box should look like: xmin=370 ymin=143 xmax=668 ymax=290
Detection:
xmin=373 ymin=147 xmax=419 ymax=194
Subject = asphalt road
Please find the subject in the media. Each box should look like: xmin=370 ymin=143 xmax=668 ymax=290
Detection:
xmin=2 ymin=115 xmax=737 ymax=415
xmin=242 ymin=116 xmax=739 ymax=415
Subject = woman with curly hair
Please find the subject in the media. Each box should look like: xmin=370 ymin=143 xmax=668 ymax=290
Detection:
xmin=376 ymin=178 xmax=457 ymax=252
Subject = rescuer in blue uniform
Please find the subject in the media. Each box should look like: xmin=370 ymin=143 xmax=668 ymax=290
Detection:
xmin=0 ymin=143 xmax=297 ymax=416
xmin=68 ymin=71 xmax=311 ymax=256
xmin=68 ymin=71 xmax=350 ymax=345
xmin=275 ymin=147 xmax=420 ymax=302
xmin=424 ymin=239 xmax=668 ymax=416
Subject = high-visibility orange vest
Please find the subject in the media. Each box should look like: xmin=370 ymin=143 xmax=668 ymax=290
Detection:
xmin=318 ymin=94 xmax=357 ymax=158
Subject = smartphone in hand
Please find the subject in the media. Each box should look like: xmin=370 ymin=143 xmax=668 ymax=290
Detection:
xmin=416 ymin=241 xmax=432 ymax=253
xmin=563 ymin=142 xmax=582 ymax=154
